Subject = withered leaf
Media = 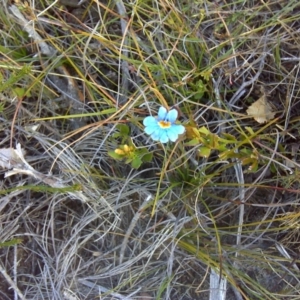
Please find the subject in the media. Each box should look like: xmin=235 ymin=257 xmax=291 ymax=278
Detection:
xmin=246 ymin=95 xmax=275 ymax=124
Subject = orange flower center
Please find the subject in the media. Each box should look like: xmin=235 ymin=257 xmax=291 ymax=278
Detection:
xmin=158 ymin=121 xmax=171 ymax=128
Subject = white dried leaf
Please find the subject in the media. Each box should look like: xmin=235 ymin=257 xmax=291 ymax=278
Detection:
xmin=2 ymin=144 xmax=88 ymax=203
xmin=5 ymin=168 xmax=36 ymax=178
xmin=246 ymin=95 xmax=275 ymax=123
xmin=0 ymin=147 xmax=24 ymax=169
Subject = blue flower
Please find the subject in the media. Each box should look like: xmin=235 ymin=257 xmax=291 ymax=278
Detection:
xmin=143 ymin=107 xmax=185 ymax=143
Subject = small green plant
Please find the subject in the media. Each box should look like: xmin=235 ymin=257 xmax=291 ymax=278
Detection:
xmin=108 ymin=142 xmax=153 ymax=169
xmin=185 ymin=125 xmax=228 ymax=157
xmin=108 ymin=123 xmax=152 ymax=168
xmin=185 ymin=124 xmax=261 ymax=172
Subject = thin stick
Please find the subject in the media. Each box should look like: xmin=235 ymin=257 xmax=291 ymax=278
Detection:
xmin=115 ymin=0 xmax=131 ymax=105
xmin=119 ymin=193 xmax=153 ymax=264
xmin=0 ymin=261 xmax=26 ymax=300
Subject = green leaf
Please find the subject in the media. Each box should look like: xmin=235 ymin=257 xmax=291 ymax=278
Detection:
xmin=113 ymin=124 xmax=130 ymax=141
xmin=124 ymin=156 xmax=132 ymax=164
xmin=200 ymin=69 xmax=212 ymax=81
xmin=219 ymin=150 xmax=239 ymax=160
xmin=221 ymin=132 xmax=236 ymax=141
xmin=198 ymin=146 xmax=211 ymax=158
xmin=241 ymin=157 xmax=258 ymax=172
xmin=198 ymin=126 xmax=210 ymax=136
xmin=117 ymin=124 xmax=130 ymax=135
xmin=245 ymin=126 xmax=255 ymax=135
xmin=108 ymin=151 xmax=123 ymax=160
xmin=240 ymin=148 xmax=253 ymax=156
xmin=185 ymin=125 xmax=201 ymax=140
xmin=207 ymin=133 xmax=219 ymax=149
xmin=136 ymin=148 xmax=153 ymax=163
xmin=248 ymin=160 xmax=258 ymax=172
xmin=185 ymin=139 xmax=200 ymax=146
xmin=0 ymin=65 xmax=32 ymax=94
xmin=142 ymin=152 xmax=153 ymax=162
xmin=131 ymin=157 xmax=142 ymax=169
xmin=218 ymin=143 xmax=228 ymax=152
xmin=13 ymin=87 xmax=30 ymax=98
xmin=138 ymin=150 xmax=147 ymax=156
xmin=196 ymin=80 xmax=207 ymax=98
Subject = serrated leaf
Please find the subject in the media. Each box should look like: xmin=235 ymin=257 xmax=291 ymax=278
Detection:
xmin=185 ymin=126 xmax=200 ymax=140
xmin=198 ymin=126 xmax=210 ymax=135
xmin=207 ymin=134 xmax=219 ymax=149
xmin=218 ymin=144 xmax=228 ymax=152
xmin=198 ymin=146 xmax=211 ymax=158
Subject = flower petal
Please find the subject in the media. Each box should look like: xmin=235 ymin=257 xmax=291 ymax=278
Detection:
xmin=174 ymin=124 xmax=185 ymax=134
xmin=157 ymin=107 xmax=168 ymax=120
xmin=143 ymin=116 xmax=157 ymax=126
xmin=151 ymin=129 xmax=163 ymax=141
xmin=159 ymin=130 xmax=169 ymax=143
xmin=166 ymin=125 xmax=185 ymax=142
xmin=145 ymin=124 xmax=159 ymax=135
xmin=166 ymin=109 xmax=178 ymax=123
xmin=166 ymin=127 xmax=179 ymax=142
